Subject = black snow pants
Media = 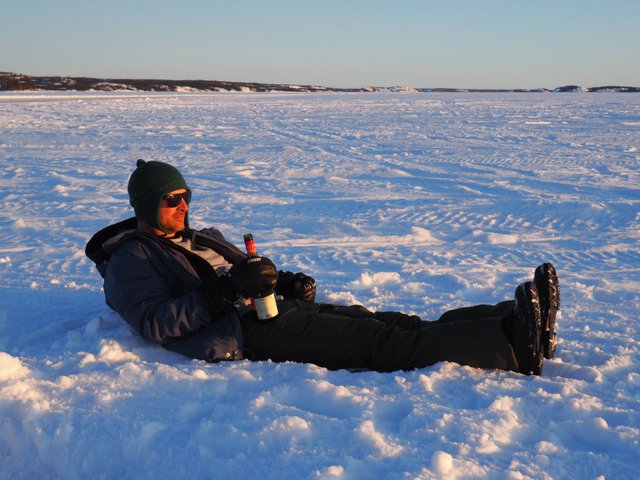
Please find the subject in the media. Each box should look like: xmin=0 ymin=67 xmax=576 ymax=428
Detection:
xmin=240 ymin=299 xmax=519 ymax=373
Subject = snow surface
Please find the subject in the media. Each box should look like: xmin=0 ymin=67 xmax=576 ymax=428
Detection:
xmin=1 ymin=91 xmax=639 ymax=479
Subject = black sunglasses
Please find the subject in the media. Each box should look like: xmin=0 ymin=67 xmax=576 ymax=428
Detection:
xmin=162 ymin=190 xmax=192 ymax=207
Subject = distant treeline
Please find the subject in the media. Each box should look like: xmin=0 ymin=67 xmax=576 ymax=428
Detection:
xmin=1 ymin=72 xmax=638 ymax=93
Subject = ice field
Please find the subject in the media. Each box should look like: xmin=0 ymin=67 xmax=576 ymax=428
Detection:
xmin=1 ymin=91 xmax=639 ymax=479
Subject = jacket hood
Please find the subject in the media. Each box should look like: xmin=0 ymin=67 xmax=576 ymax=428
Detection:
xmin=86 ymin=218 xmax=246 ymax=277
xmin=85 ymin=217 xmax=139 ymax=273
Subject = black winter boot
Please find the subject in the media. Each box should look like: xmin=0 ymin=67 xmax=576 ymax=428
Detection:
xmin=534 ymin=263 xmax=560 ymax=359
xmin=511 ymin=282 xmax=543 ymax=375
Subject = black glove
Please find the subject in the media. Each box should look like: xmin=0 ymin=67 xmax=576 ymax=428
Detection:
xmin=227 ymin=256 xmax=278 ymax=298
xmin=275 ymin=271 xmax=316 ymax=303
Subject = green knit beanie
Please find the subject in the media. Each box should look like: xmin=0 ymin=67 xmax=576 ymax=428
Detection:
xmin=127 ymin=159 xmax=190 ymax=233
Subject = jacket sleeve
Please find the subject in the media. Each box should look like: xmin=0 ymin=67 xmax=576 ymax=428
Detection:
xmin=103 ymin=243 xmax=221 ymax=344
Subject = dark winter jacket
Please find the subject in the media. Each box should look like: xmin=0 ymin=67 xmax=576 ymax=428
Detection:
xmin=85 ymin=218 xmax=248 ymax=362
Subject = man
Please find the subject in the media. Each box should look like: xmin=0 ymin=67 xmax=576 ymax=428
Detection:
xmin=86 ymin=160 xmax=560 ymax=375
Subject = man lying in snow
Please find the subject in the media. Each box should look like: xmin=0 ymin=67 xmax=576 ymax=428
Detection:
xmin=85 ymin=160 xmax=560 ymax=375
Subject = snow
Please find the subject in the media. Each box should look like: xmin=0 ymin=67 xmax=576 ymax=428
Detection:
xmin=1 ymin=91 xmax=639 ymax=479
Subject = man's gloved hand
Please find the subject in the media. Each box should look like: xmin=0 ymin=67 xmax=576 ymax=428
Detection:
xmin=275 ymin=270 xmax=316 ymax=303
xmin=227 ymin=256 xmax=278 ymax=298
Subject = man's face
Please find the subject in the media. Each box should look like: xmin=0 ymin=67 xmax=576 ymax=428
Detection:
xmin=157 ymin=188 xmax=190 ymax=236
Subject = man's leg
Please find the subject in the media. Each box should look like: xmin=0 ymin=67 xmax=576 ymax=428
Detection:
xmin=318 ymin=303 xmax=424 ymax=330
xmin=240 ymin=300 xmax=518 ymax=373
xmin=436 ymin=300 xmax=514 ymax=324
xmin=319 ymin=301 xmax=516 ymax=330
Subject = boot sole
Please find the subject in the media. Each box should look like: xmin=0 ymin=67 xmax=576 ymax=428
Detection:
xmin=514 ymin=282 xmax=543 ymax=375
xmin=535 ymin=263 xmax=560 ymax=359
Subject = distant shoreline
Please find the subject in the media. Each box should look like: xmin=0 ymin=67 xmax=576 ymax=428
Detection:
xmin=1 ymin=72 xmax=638 ymax=93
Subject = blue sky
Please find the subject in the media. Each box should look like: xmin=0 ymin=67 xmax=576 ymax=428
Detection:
xmin=2 ymin=0 xmax=638 ymax=88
